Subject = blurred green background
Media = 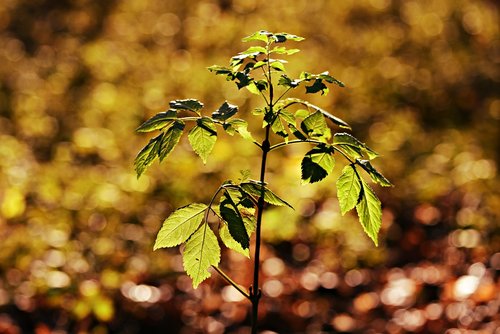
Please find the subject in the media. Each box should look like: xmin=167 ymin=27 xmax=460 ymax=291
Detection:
xmin=0 ymin=0 xmax=499 ymax=333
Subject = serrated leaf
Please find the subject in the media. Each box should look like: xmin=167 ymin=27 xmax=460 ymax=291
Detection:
xmin=333 ymin=133 xmax=379 ymax=160
xmin=158 ymin=121 xmax=185 ymax=161
xmin=134 ymin=133 xmax=163 ymax=177
xmin=283 ymin=98 xmax=351 ymax=129
xmin=356 ymin=179 xmax=382 ymax=246
xmin=336 ymin=165 xmax=362 ymax=215
xmin=224 ymin=119 xmax=254 ymax=141
xmin=240 ymin=182 xmax=293 ymax=209
xmin=301 ymin=144 xmax=335 ymax=184
xmin=169 ymin=99 xmax=203 ymax=113
xmin=242 ymin=30 xmax=271 ymax=43
xmin=279 ymin=110 xmax=296 ymax=125
xmin=288 ymin=123 xmax=307 ymax=140
xmin=241 ymin=46 xmax=267 ymax=54
xmin=220 ymin=193 xmax=249 ymax=250
xmin=271 ymin=116 xmax=288 ymax=139
xmin=318 ymin=72 xmax=345 ymax=87
xmin=212 ymin=101 xmax=238 ymax=121
xmin=278 ymin=74 xmax=300 ymax=88
xmin=136 ymin=110 xmax=177 ymax=132
xmin=301 ymin=111 xmax=330 ymax=140
xmin=357 ymin=160 xmax=393 ymax=187
xmin=188 ymin=117 xmax=217 ymax=164
xmin=154 ymin=203 xmax=208 ymax=250
xmin=183 ymin=224 xmax=221 ymax=288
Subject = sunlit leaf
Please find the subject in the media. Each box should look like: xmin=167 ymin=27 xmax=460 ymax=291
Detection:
xmin=357 ymin=160 xmax=393 ymax=187
xmin=356 ymin=179 xmax=382 ymax=246
xmin=283 ymin=98 xmax=351 ymax=129
xmin=336 ymin=165 xmax=362 ymax=214
xmin=183 ymin=224 xmax=221 ymax=288
xmin=301 ymin=111 xmax=331 ymax=140
xmin=240 ymin=182 xmax=293 ymax=209
xmin=305 ymin=79 xmax=329 ymax=95
xmin=188 ymin=117 xmax=217 ymax=164
xmin=136 ymin=110 xmax=177 ymax=132
xmin=154 ymin=203 xmax=208 ymax=250
xmin=158 ymin=121 xmax=185 ymax=161
xmin=333 ymin=133 xmax=379 ymax=160
xmin=224 ymin=119 xmax=254 ymax=141
xmin=301 ymin=144 xmax=335 ymax=184
xmin=134 ymin=133 xmax=163 ymax=178
xmin=242 ymin=30 xmax=271 ymax=43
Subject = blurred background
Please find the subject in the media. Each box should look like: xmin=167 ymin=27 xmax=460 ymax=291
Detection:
xmin=0 ymin=0 xmax=499 ymax=333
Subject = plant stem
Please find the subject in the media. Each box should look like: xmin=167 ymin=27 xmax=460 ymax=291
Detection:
xmin=250 ymin=41 xmax=274 ymax=334
xmin=212 ymin=265 xmax=250 ymax=300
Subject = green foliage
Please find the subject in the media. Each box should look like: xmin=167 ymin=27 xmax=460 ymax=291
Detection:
xmin=135 ymin=30 xmax=391 ymax=289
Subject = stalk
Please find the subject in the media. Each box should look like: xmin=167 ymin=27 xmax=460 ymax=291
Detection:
xmin=250 ymin=40 xmax=274 ymax=334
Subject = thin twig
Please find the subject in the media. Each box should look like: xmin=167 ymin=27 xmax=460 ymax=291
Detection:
xmin=212 ymin=265 xmax=250 ymax=300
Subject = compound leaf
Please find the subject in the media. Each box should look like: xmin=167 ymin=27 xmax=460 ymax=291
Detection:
xmin=154 ymin=203 xmax=208 ymax=250
xmin=334 ymin=133 xmax=379 ymax=160
xmin=356 ymin=179 xmax=382 ymax=246
xmin=336 ymin=165 xmax=362 ymax=215
xmin=136 ymin=110 xmax=177 ymax=132
xmin=283 ymin=98 xmax=351 ymax=129
xmin=301 ymin=144 xmax=335 ymax=184
xmin=224 ymin=119 xmax=254 ymax=141
xmin=183 ymin=224 xmax=221 ymax=288
xmin=188 ymin=117 xmax=217 ymax=164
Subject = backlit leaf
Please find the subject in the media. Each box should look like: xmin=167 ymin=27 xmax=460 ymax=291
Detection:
xmin=336 ymin=165 xmax=362 ymax=214
xmin=240 ymin=182 xmax=293 ymax=209
xmin=357 ymin=160 xmax=393 ymax=187
xmin=356 ymin=179 xmax=382 ymax=246
xmin=333 ymin=133 xmax=379 ymax=160
xmin=283 ymin=98 xmax=351 ymax=129
xmin=134 ymin=133 xmax=163 ymax=178
xmin=136 ymin=110 xmax=177 ymax=132
xmin=301 ymin=144 xmax=335 ymax=184
xmin=301 ymin=111 xmax=330 ymax=140
xmin=188 ymin=117 xmax=217 ymax=164
xmin=158 ymin=121 xmax=185 ymax=161
xmin=154 ymin=203 xmax=208 ymax=250
xmin=224 ymin=119 xmax=254 ymax=141
xmin=183 ymin=224 xmax=221 ymax=288
xmin=242 ymin=30 xmax=271 ymax=43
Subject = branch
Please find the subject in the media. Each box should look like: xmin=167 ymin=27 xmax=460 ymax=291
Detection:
xmin=212 ymin=265 xmax=250 ymax=300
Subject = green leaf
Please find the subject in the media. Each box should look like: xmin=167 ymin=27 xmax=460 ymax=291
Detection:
xmin=154 ymin=203 xmax=208 ymax=250
xmin=240 ymin=182 xmax=293 ymax=209
xmin=272 ymin=32 xmax=305 ymax=43
xmin=234 ymin=72 xmax=252 ymax=89
xmin=241 ymin=46 xmax=267 ymax=54
xmin=224 ymin=119 xmax=254 ymax=141
xmin=318 ymin=72 xmax=345 ymax=87
xmin=271 ymin=46 xmax=300 ymax=55
xmin=301 ymin=111 xmax=331 ymax=140
xmin=183 ymin=224 xmax=221 ymax=288
xmin=136 ymin=110 xmax=177 ymax=132
xmin=188 ymin=117 xmax=217 ymax=164
xmin=212 ymin=101 xmax=238 ymax=121
xmin=278 ymin=74 xmax=300 ymax=88
xmin=134 ymin=133 xmax=163 ymax=177
xmin=336 ymin=165 xmax=362 ymax=215
xmin=271 ymin=116 xmax=288 ymax=139
xmin=169 ymin=99 xmax=203 ymax=113
xmin=356 ymin=179 xmax=382 ymax=246
xmin=158 ymin=121 xmax=185 ymax=161
xmin=219 ymin=192 xmax=249 ymax=250
xmin=357 ymin=160 xmax=393 ymax=187
xmin=288 ymin=123 xmax=307 ymax=140
xmin=283 ymin=98 xmax=351 ymax=129
xmin=242 ymin=30 xmax=271 ymax=43
xmin=270 ymin=61 xmax=285 ymax=72
xmin=301 ymin=144 xmax=335 ymax=184
xmin=333 ymin=133 xmax=379 ymax=160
